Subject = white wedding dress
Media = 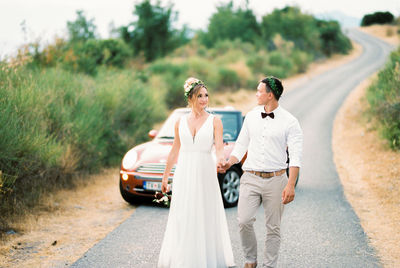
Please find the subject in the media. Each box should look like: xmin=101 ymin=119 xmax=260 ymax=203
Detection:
xmin=158 ymin=113 xmax=235 ymax=268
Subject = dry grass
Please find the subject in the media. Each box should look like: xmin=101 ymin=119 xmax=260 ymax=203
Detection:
xmin=0 ymin=36 xmax=372 ymax=267
xmin=227 ymin=61 xmax=252 ymax=84
xmin=359 ymin=25 xmax=400 ymax=46
xmin=333 ymin=75 xmax=400 ymax=267
xmin=210 ymin=40 xmax=363 ymax=114
xmin=0 ymin=169 xmax=134 ymax=267
xmin=283 ymin=40 xmax=362 ymax=91
xmin=332 ymin=25 xmax=400 ymax=267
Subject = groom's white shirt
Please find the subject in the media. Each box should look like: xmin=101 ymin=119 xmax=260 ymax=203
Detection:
xmin=231 ymin=105 xmax=303 ymax=172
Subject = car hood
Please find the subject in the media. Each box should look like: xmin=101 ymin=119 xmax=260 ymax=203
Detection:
xmin=134 ymin=140 xmax=173 ymax=167
xmin=132 ymin=139 xmax=236 ymax=170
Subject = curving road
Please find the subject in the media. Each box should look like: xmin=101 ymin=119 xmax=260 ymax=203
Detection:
xmin=71 ymin=29 xmax=394 ymax=268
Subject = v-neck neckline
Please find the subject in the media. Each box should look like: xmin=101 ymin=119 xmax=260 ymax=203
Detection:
xmin=186 ymin=113 xmax=210 ymax=141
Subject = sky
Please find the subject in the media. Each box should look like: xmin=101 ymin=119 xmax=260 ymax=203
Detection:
xmin=0 ymin=0 xmax=399 ymax=58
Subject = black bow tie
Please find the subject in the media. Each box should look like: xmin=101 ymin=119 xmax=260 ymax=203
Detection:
xmin=261 ymin=112 xmax=274 ymax=119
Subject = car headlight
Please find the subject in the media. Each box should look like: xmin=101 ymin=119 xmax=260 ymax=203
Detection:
xmin=122 ymin=149 xmax=137 ymax=170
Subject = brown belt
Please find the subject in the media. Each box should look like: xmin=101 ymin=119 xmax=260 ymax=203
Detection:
xmin=247 ymin=169 xmax=286 ymax=179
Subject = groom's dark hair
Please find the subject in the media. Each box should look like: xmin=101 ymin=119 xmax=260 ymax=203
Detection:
xmin=261 ymin=76 xmax=283 ymax=100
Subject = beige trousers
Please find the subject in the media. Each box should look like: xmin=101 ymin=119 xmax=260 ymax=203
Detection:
xmin=237 ymin=171 xmax=288 ymax=268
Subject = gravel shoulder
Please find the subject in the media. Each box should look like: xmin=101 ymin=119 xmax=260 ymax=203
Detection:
xmin=332 ymin=25 xmax=400 ymax=267
xmin=0 ymin=31 xmax=372 ymax=268
xmin=0 ymin=169 xmax=134 ymax=267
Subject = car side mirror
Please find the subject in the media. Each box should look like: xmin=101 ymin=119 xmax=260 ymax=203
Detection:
xmin=148 ymin=129 xmax=158 ymax=139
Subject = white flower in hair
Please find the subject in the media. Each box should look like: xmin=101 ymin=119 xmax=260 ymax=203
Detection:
xmin=183 ymin=77 xmax=203 ymax=99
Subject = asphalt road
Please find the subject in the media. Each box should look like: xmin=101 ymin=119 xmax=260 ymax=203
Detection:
xmin=71 ymin=29 xmax=394 ymax=268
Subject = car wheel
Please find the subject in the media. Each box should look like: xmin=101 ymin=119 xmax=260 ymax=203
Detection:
xmin=219 ymin=166 xmax=241 ymax=208
xmin=119 ymin=180 xmax=140 ymax=205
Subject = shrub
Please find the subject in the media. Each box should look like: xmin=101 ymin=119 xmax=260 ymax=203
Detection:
xmin=120 ymin=0 xmax=178 ymax=61
xmin=185 ymin=57 xmax=219 ymax=89
xmin=261 ymin=6 xmax=321 ymax=54
xmin=0 ymin=65 xmax=165 ymax=228
xmin=246 ymin=50 xmax=295 ymax=78
xmin=268 ymin=51 xmax=293 ymax=73
xmin=246 ymin=53 xmax=267 ymax=73
xmin=361 ymin=11 xmax=395 ymax=26
xmin=67 ymin=10 xmax=97 ymax=43
xmin=161 ymin=72 xmax=188 ymax=109
xmin=63 ymin=39 xmax=131 ymax=75
xmin=200 ymin=1 xmax=260 ymax=47
xmin=148 ymin=59 xmax=188 ymax=77
xmin=366 ymin=47 xmax=400 ymax=149
xmin=291 ymin=49 xmax=312 ymax=73
xmin=216 ymin=67 xmax=241 ymax=90
xmin=261 ymin=6 xmax=351 ymax=57
xmin=147 ymin=60 xmax=190 ymax=109
xmin=317 ymin=20 xmax=352 ymax=56
xmin=98 ymin=39 xmax=132 ymax=67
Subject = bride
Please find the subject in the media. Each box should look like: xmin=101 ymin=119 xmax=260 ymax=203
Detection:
xmin=158 ymin=77 xmax=235 ymax=267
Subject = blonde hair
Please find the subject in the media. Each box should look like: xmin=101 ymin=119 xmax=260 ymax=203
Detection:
xmin=183 ymin=77 xmax=207 ymax=107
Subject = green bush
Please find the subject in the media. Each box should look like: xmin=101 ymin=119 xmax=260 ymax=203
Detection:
xmin=216 ymin=67 xmax=240 ymax=90
xmin=366 ymin=47 xmax=400 ymax=150
xmin=147 ymin=60 xmax=189 ymax=109
xmin=262 ymin=65 xmax=288 ymax=79
xmin=246 ymin=50 xmax=296 ymax=78
xmin=0 ymin=65 xmax=165 ymax=227
xmin=317 ymin=20 xmax=352 ymax=56
xmin=261 ymin=6 xmax=321 ymax=54
xmin=268 ymin=51 xmax=293 ymax=73
xmin=291 ymin=49 xmax=312 ymax=73
xmin=148 ymin=59 xmax=188 ymax=77
xmin=261 ymin=6 xmax=351 ymax=57
xmin=120 ymin=0 xmax=178 ymax=61
xmin=98 ymin=39 xmax=132 ymax=67
xmin=200 ymin=1 xmax=260 ymax=48
xmin=361 ymin=11 xmax=395 ymax=26
xmin=161 ymin=72 xmax=188 ymax=109
xmin=67 ymin=10 xmax=97 ymax=43
xmin=246 ymin=53 xmax=267 ymax=73
xmin=63 ymin=39 xmax=131 ymax=75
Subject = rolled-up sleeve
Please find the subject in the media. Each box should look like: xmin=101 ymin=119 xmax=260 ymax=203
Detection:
xmin=287 ymin=119 xmax=303 ymax=168
xmin=231 ymin=115 xmax=250 ymax=162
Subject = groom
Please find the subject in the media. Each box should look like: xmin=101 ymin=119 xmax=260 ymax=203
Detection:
xmin=220 ymin=76 xmax=303 ymax=268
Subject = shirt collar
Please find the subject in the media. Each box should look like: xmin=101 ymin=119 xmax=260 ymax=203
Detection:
xmin=263 ymin=105 xmax=280 ymax=114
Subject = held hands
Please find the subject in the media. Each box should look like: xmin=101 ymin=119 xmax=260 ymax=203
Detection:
xmin=216 ymin=158 xmax=226 ymax=173
xmin=217 ymin=158 xmax=231 ymax=173
xmin=161 ymin=179 xmax=170 ymax=193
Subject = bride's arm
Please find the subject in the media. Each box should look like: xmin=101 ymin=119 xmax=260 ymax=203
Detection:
xmin=161 ymin=119 xmax=181 ymax=193
xmin=213 ymin=116 xmax=225 ymax=168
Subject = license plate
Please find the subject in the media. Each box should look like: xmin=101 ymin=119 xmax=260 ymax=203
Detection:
xmin=143 ymin=181 xmax=162 ymax=191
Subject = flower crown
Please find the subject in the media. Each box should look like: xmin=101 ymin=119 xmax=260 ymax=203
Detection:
xmin=184 ymin=79 xmax=205 ymax=99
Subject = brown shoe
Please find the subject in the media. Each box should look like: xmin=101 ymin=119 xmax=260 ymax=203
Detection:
xmin=244 ymin=262 xmax=257 ymax=268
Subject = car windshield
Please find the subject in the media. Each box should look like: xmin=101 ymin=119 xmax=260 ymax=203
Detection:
xmin=156 ymin=110 xmax=240 ymax=142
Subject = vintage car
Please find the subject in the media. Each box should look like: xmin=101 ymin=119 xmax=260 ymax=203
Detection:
xmin=119 ymin=107 xmax=244 ymax=208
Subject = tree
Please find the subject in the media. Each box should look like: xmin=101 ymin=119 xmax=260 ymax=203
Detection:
xmin=361 ymin=11 xmax=395 ymax=26
xmin=261 ymin=6 xmax=321 ymax=53
xmin=200 ymin=1 xmax=260 ymax=47
xmin=67 ymin=10 xmax=97 ymax=43
xmin=316 ymin=20 xmax=352 ymax=56
xmin=120 ymin=0 xmax=177 ymax=61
